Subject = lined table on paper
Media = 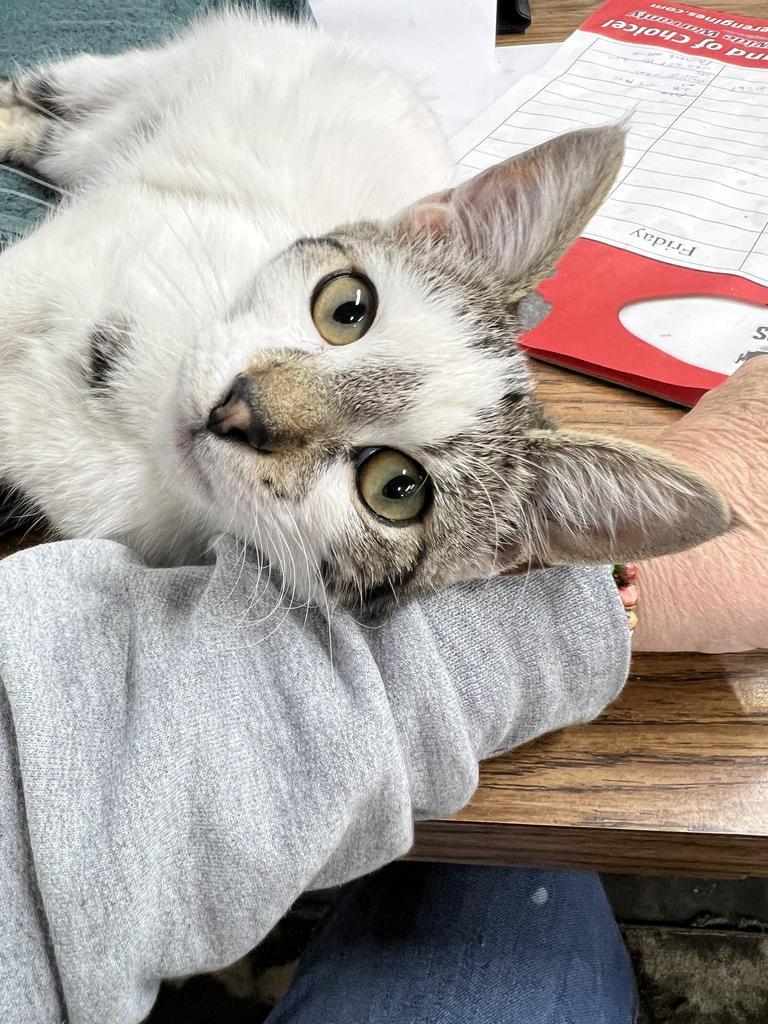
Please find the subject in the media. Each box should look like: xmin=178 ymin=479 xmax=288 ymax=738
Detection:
xmin=451 ymin=31 xmax=768 ymax=287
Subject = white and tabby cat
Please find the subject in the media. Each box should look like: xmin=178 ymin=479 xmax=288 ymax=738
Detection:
xmin=0 ymin=9 xmax=733 ymax=611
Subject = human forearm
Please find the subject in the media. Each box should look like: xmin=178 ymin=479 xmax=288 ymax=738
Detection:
xmin=0 ymin=539 xmax=629 ymax=1023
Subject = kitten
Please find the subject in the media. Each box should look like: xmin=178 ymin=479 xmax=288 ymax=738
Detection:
xmin=0 ymin=9 xmax=733 ymax=613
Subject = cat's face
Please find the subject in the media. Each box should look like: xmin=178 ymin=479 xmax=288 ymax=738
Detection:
xmin=173 ymin=127 xmax=733 ymax=613
xmin=178 ymin=228 xmax=538 ymax=611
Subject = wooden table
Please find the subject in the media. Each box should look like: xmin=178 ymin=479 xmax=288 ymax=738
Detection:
xmin=2 ymin=0 xmax=767 ymax=880
xmin=412 ymin=0 xmax=768 ymax=878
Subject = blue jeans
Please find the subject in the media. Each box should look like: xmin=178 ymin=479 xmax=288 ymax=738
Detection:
xmin=266 ymin=864 xmax=637 ymax=1023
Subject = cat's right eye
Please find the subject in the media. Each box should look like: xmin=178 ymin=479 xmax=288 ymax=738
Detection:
xmin=311 ymin=272 xmax=377 ymax=346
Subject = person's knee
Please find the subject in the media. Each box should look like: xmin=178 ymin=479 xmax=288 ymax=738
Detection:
xmin=267 ymin=865 xmax=636 ymax=1024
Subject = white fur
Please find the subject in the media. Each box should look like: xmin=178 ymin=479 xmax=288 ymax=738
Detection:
xmin=0 ymin=11 xmax=462 ymax=570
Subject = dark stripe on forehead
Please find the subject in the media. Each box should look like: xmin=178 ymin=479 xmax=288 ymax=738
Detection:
xmin=292 ymin=236 xmax=348 ymax=255
xmin=228 ymin=236 xmax=353 ymax=320
xmin=85 ymin=317 xmax=131 ymax=392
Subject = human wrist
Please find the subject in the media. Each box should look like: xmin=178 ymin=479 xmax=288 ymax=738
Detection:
xmin=632 ymin=431 xmax=755 ymax=653
xmin=631 ymin=549 xmax=694 ymax=652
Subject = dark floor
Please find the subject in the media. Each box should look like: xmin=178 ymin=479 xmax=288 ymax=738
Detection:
xmin=146 ymin=875 xmax=768 ymax=1024
xmin=628 ymin=926 xmax=768 ymax=1024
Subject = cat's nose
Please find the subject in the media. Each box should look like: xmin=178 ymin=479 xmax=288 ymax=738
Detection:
xmin=207 ymin=376 xmax=272 ymax=450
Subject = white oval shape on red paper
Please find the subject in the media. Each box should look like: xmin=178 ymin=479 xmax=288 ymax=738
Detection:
xmin=619 ymin=296 xmax=768 ymax=377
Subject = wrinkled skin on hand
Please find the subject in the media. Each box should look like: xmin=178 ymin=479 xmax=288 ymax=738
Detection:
xmin=634 ymin=355 xmax=768 ymax=653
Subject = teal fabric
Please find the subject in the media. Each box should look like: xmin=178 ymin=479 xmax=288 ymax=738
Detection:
xmin=0 ymin=0 xmax=309 ymax=245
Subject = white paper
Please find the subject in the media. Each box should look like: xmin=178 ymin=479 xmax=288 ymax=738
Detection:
xmin=312 ymin=1 xmax=561 ymax=135
xmin=311 ymin=0 xmax=497 ymax=137
xmin=452 ymin=29 xmax=768 ymax=289
xmin=492 ymin=43 xmax=563 ymax=121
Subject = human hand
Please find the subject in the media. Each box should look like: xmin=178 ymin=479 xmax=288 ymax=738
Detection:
xmin=632 ymin=355 xmax=768 ymax=652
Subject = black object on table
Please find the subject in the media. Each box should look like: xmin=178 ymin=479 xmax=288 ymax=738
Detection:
xmin=497 ymin=0 xmax=532 ymax=33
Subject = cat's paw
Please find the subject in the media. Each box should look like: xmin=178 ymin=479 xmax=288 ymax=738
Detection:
xmin=0 ymin=77 xmax=13 ymax=107
xmin=0 ymin=99 xmax=47 ymax=165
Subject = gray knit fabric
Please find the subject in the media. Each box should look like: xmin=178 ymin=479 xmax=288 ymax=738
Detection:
xmin=0 ymin=537 xmax=629 ymax=1023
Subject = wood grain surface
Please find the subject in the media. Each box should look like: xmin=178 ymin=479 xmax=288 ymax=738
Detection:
xmin=497 ymin=0 xmax=768 ymax=44
xmin=412 ymin=650 xmax=768 ymax=877
xmin=2 ymin=0 xmax=767 ymax=877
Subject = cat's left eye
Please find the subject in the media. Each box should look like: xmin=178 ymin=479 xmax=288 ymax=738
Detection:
xmin=311 ymin=272 xmax=377 ymax=346
xmin=356 ymin=448 xmax=430 ymax=523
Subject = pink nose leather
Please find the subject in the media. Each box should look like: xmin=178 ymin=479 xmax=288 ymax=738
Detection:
xmin=207 ymin=376 xmax=272 ymax=450
xmin=208 ymin=395 xmax=253 ymax=436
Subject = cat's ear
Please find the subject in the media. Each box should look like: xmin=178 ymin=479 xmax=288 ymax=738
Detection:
xmin=391 ymin=126 xmax=624 ymax=300
xmin=512 ymin=428 xmax=735 ymax=567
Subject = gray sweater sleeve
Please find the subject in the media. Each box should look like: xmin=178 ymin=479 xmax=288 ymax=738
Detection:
xmin=0 ymin=537 xmax=629 ymax=1024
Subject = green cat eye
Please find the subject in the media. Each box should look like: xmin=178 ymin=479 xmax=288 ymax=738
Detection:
xmin=356 ymin=448 xmax=430 ymax=523
xmin=311 ymin=272 xmax=377 ymax=346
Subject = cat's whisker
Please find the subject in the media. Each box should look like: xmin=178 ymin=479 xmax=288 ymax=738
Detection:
xmin=2 ymin=173 xmax=225 ymax=343
xmin=243 ymin=529 xmax=280 ymax=618
xmin=279 ymin=504 xmax=317 ymax=647
xmin=3 ymin=83 xmax=226 ymax=317
xmin=227 ymin=534 xmax=278 ymax=635
xmin=0 ymin=161 xmax=73 ymax=197
xmin=77 ymin=190 xmax=213 ymax=332
xmin=269 ymin=509 xmax=298 ymax=606
xmin=176 ymin=200 xmax=229 ymax=311
xmin=233 ymin=509 xmax=295 ymax=632
xmin=141 ymin=246 xmax=211 ymax=331
xmin=154 ymin=207 xmax=223 ymax=319
xmin=355 ymin=573 xmax=366 ymax=619
xmin=242 ymin=527 xmax=309 ymax=649
xmin=273 ymin=520 xmax=302 ymax=626
xmin=460 ymin=444 xmax=535 ymax=536
xmin=250 ymin=514 xmax=276 ymax=609
xmin=284 ymin=506 xmax=329 ymax=611
xmin=218 ymin=495 xmax=252 ymax=596
xmin=458 ymin=449 xmax=544 ymax=610
xmin=273 ymin=502 xmax=342 ymax=673
xmin=3 ymin=190 xmax=217 ymax=337
xmin=449 ymin=452 xmax=503 ymax=578
xmin=464 ymin=450 xmax=538 ymax=567
xmin=3 ymin=97 xmax=239 ymax=337
xmin=0 ymin=185 xmax=57 ymax=211
xmin=228 ymin=522 xmax=252 ymax=604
